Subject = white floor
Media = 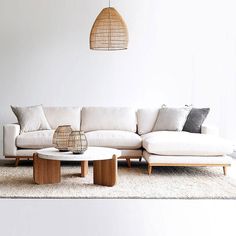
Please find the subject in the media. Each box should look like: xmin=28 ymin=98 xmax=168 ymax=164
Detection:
xmin=0 ymin=199 xmax=235 ymax=236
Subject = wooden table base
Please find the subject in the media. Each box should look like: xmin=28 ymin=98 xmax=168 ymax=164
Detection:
xmin=33 ymin=154 xmax=61 ymax=184
xmin=33 ymin=154 xmax=117 ymax=187
xmin=93 ymin=155 xmax=117 ymax=187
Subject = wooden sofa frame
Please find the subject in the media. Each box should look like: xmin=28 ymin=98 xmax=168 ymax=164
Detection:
xmin=6 ymin=155 xmax=230 ymax=176
xmin=5 ymin=155 xmax=142 ymax=168
xmin=147 ymin=163 xmax=230 ymax=176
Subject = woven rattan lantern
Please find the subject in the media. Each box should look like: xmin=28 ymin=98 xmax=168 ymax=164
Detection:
xmin=68 ymin=131 xmax=88 ymax=154
xmin=90 ymin=1 xmax=128 ymax=50
xmin=53 ymin=125 xmax=72 ymax=152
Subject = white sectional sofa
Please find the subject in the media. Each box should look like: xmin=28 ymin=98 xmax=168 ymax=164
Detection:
xmin=3 ymin=106 xmax=233 ymax=175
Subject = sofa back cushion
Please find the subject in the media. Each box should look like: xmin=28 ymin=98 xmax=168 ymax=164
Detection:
xmin=43 ymin=107 xmax=81 ymax=130
xmin=81 ymin=107 xmax=137 ymax=132
xmin=137 ymin=108 xmax=159 ymax=135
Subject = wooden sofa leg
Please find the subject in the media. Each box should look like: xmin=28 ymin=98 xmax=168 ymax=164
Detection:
xmin=223 ymin=166 xmax=227 ymax=176
xmin=148 ymin=165 xmax=152 ymax=175
xmin=126 ymin=158 xmax=131 ymax=168
xmin=15 ymin=157 xmax=20 ymax=167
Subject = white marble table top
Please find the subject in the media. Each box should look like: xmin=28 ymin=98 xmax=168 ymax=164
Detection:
xmin=37 ymin=147 xmax=121 ymax=161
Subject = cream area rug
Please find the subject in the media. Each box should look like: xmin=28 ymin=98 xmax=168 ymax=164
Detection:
xmin=0 ymin=159 xmax=236 ymax=199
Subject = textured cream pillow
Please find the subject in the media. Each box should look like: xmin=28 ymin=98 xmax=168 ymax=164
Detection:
xmin=152 ymin=107 xmax=190 ymax=131
xmin=11 ymin=105 xmax=51 ymax=132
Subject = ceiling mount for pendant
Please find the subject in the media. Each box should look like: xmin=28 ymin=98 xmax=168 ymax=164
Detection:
xmin=89 ymin=0 xmax=129 ymax=51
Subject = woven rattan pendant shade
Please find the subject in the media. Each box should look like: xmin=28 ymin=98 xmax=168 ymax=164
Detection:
xmin=90 ymin=7 xmax=128 ymax=50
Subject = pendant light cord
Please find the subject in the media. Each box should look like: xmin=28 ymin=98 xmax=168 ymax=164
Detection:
xmin=109 ymin=0 xmax=111 ymax=8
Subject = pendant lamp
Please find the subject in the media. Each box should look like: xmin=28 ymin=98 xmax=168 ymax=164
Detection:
xmin=90 ymin=0 xmax=129 ymax=50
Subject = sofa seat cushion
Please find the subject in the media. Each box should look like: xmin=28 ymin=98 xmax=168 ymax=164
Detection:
xmin=142 ymin=131 xmax=233 ymax=156
xmin=143 ymin=151 xmax=232 ymax=165
xmin=85 ymin=130 xmax=142 ymax=149
xmin=16 ymin=130 xmax=54 ymax=149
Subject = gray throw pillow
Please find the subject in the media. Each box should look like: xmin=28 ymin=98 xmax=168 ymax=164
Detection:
xmin=11 ymin=105 xmax=51 ymax=132
xmin=183 ymin=108 xmax=210 ymax=133
xmin=152 ymin=107 xmax=190 ymax=131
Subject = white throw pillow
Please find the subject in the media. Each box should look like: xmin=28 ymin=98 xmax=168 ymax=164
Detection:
xmin=11 ymin=105 xmax=51 ymax=132
xmin=152 ymin=107 xmax=190 ymax=131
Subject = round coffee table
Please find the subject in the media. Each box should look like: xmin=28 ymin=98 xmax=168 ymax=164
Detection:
xmin=33 ymin=147 xmax=121 ymax=187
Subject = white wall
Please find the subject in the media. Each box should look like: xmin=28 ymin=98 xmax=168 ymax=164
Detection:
xmin=0 ymin=0 xmax=236 ymax=154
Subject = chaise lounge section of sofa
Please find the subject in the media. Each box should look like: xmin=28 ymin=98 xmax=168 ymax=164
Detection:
xmin=137 ymin=108 xmax=233 ymax=175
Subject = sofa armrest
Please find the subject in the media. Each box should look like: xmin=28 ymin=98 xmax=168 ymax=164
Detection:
xmin=201 ymin=125 xmax=219 ymax=136
xmin=3 ymin=124 xmax=20 ymax=156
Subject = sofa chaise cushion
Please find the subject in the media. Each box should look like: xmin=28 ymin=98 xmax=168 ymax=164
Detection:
xmin=16 ymin=130 xmax=54 ymax=149
xmin=43 ymin=107 xmax=81 ymax=130
xmin=81 ymin=107 xmax=137 ymax=132
xmin=85 ymin=130 xmax=142 ymax=149
xmin=142 ymin=131 xmax=233 ymax=156
xmin=143 ymin=151 xmax=232 ymax=165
